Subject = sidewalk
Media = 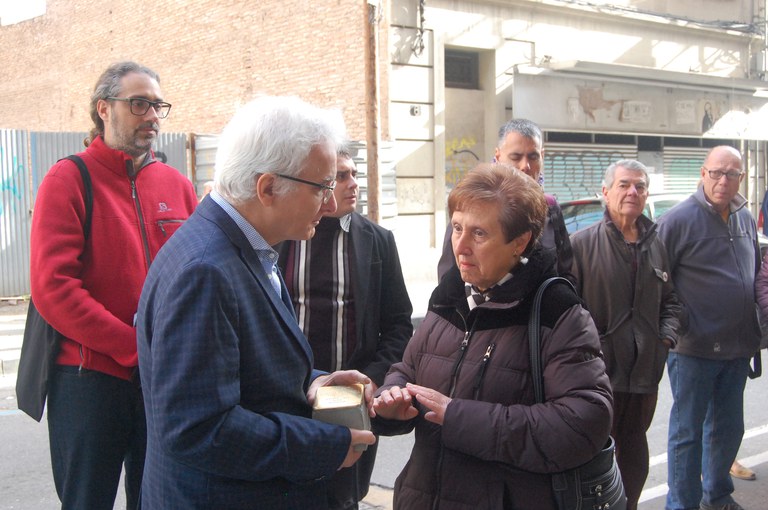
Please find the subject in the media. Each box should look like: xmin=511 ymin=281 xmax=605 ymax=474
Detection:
xmin=0 ymin=298 xmax=25 ymax=378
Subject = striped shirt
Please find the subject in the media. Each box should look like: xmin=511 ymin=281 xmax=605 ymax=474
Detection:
xmin=282 ymin=215 xmax=357 ymax=372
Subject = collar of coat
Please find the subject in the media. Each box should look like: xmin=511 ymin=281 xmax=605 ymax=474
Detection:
xmin=693 ymin=184 xmax=748 ymax=216
xmin=432 ymin=246 xmax=558 ymax=311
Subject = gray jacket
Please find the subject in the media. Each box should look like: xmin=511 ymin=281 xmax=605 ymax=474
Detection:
xmin=657 ymin=186 xmax=761 ymax=360
xmin=571 ymin=211 xmax=680 ymax=394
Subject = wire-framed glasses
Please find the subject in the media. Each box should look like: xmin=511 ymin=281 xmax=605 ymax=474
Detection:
xmin=106 ymin=97 xmax=172 ymax=118
xmin=274 ymin=173 xmax=336 ymax=204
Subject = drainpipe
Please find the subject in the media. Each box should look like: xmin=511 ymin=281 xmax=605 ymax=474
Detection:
xmin=365 ymin=0 xmax=381 ymax=224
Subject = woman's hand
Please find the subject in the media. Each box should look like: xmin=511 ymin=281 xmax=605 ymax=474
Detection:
xmin=373 ymin=386 xmax=418 ymax=421
xmin=406 ymin=383 xmax=452 ymax=425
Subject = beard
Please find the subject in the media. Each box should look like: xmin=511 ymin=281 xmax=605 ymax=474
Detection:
xmin=108 ymin=112 xmax=159 ymax=158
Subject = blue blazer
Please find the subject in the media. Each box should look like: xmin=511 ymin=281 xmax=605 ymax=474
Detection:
xmin=137 ymin=196 xmax=349 ymax=509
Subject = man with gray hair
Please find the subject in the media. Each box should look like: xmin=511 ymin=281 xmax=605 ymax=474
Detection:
xmin=570 ymin=159 xmax=680 ymax=510
xmin=137 ymin=96 xmax=376 ymax=509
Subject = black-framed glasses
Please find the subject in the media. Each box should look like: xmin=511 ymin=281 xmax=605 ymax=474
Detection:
xmin=106 ymin=97 xmax=172 ymax=118
xmin=703 ymin=167 xmax=743 ymax=181
xmin=274 ymin=173 xmax=336 ymax=204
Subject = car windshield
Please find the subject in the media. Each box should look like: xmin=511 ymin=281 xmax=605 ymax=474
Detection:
xmin=648 ymin=199 xmax=681 ymax=219
xmin=561 ymin=201 xmax=604 ymax=234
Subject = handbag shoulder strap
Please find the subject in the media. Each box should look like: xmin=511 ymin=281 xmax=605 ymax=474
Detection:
xmin=59 ymin=155 xmax=93 ymax=240
xmin=528 ymin=276 xmax=575 ymax=404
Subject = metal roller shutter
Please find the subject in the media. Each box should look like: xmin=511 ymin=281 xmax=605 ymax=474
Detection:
xmin=544 ymin=143 xmax=638 ymax=202
xmin=662 ymin=147 xmax=707 ymax=195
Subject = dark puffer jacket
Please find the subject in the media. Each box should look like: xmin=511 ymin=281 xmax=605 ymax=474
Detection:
xmin=375 ymin=250 xmax=613 ymax=510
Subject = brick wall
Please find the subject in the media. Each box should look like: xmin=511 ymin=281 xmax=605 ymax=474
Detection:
xmin=0 ymin=0 xmax=391 ymax=141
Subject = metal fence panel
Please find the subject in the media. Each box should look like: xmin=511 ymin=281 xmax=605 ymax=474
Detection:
xmin=30 ymin=132 xmax=89 ymax=203
xmin=0 ymin=129 xmax=32 ymax=297
xmin=192 ymin=134 xmax=219 ymax=196
xmin=155 ymin=132 xmax=189 ymax=178
xmin=1 ymin=131 xmax=190 ymax=297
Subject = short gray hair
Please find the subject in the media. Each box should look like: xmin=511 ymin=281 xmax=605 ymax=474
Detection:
xmin=603 ymin=159 xmax=649 ymax=189
xmin=497 ymin=119 xmax=542 ymax=147
xmin=214 ymin=96 xmax=346 ymax=204
xmin=88 ymin=61 xmax=160 ymax=144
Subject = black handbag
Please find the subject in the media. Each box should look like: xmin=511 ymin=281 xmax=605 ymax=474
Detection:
xmin=16 ymin=155 xmax=92 ymax=422
xmin=528 ymin=277 xmax=627 ymax=510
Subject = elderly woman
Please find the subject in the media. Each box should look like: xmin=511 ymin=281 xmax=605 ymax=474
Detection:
xmin=373 ymin=163 xmax=613 ymax=509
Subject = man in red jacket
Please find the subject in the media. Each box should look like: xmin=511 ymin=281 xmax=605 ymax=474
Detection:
xmin=29 ymin=61 xmax=198 ymax=510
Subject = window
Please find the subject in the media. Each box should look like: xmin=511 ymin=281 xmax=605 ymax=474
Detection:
xmin=445 ymin=49 xmax=479 ymax=89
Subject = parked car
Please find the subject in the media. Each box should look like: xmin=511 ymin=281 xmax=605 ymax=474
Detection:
xmin=560 ymin=193 xmax=768 ymax=257
xmin=560 ymin=196 xmax=604 ymax=235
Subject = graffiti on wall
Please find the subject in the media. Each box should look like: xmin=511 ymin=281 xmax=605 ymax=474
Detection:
xmin=445 ymin=136 xmax=479 ymax=189
xmin=0 ymin=145 xmax=24 ymax=218
xmin=544 ymin=149 xmax=629 ymax=201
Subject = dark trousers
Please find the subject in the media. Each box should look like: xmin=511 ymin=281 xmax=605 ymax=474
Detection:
xmin=47 ymin=366 xmax=146 ymax=510
xmin=327 ymin=440 xmax=379 ymax=510
xmin=612 ymin=391 xmax=658 ymax=510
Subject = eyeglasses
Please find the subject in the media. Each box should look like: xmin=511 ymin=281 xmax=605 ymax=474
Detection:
xmin=704 ymin=167 xmax=744 ymax=181
xmin=274 ymin=173 xmax=336 ymax=204
xmin=106 ymin=97 xmax=172 ymax=118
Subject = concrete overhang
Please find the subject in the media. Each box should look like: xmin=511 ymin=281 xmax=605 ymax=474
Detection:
xmin=515 ymin=61 xmax=768 ymax=97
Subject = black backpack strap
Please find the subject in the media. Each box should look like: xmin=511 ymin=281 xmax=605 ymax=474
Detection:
xmin=60 ymin=155 xmax=93 ymax=240
xmin=18 ymin=155 xmax=93 ymax=421
xmin=528 ymin=276 xmax=576 ymax=403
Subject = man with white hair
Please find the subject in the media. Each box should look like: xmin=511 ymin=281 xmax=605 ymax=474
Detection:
xmin=137 ymin=96 xmax=376 ymax=509
xmin=570 ymin=159 xmax=680 ymax=510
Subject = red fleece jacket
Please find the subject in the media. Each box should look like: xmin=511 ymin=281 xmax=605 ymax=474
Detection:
xmin=30 ymin=136 xmax=198 ymax=381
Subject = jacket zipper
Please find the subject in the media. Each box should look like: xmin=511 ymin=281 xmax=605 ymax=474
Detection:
xmin=76 ymin=162 xmax=152 ymax=376
xmin=131 ymin=177 xmax=153 ymax=269
xmin=433 ymin=312 xmax=475 ymax=510
xmin=157 ymin=219 xmax=184 ymax=237
xmin=447 ymin=330 xmax=471 ymax=397
xmin=472 ymin=343 xmax=496 ymax=400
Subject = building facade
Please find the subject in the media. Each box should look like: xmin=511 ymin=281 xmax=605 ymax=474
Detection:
xmin=2 ymin=0 xmax=768 ymax=290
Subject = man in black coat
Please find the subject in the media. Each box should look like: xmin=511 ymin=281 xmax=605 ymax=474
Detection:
xmin=277 ymin=146 xmax=414 ymax=509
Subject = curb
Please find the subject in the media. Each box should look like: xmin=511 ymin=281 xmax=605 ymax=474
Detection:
xmin=360 ymin=484 xmax=394 ymax=510
xmin=1 ymin=357 xmax=19 ymax=378
xmin=0 ymin=309 xmax=25 ymax=378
